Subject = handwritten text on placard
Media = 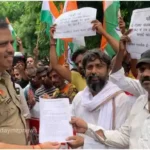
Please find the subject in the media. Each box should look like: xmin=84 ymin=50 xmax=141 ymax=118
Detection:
xmin=127 ymin=8 xmax=150 ymax=59
xmin=54 ymin=7 xmax=97 ymax=38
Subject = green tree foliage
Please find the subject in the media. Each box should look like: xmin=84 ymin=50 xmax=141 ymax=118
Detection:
xmin=120 ymin=1 xmax=150 ymax=27
xmin=0 ymin=1 xmax=150 ymax=58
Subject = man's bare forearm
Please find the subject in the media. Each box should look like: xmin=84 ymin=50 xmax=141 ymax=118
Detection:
xmin=101 ymin=30 xmax=119 ymax=54
xmin=111 ymin=48 xmax=124 ymax=74
xmin=0 ymin=142 xmax=34 ymax=149
xmin=50 ymin=39 xmax=71 ymax=82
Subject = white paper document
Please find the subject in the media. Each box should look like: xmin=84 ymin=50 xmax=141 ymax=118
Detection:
xmin=54 ymin=7 xmax=97 ymax=38
xmin=127 ymin=8 xmax=150 ymax=59
xmin=39 ymin=98 xmax=73 ymax=143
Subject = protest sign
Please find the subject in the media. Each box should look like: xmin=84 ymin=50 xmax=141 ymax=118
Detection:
xmin=39 ymin=98 xmax=73 ymax=143
xmin=127 ymin=8 xmax=150 ymax=59
xmin=54 ymin=7 xmax=97 ymax=38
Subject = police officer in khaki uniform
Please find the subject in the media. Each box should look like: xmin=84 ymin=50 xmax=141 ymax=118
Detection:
xmin=0 ymin=20 xmax=60 ymax=149
xmin=0 ymin=71 xmax=27 ymax=145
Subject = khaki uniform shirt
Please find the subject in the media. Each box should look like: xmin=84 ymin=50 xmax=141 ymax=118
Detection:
xmin=0 ymin=72 xmax=27 ymax=145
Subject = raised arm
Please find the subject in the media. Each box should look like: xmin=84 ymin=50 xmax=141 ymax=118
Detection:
xmin=111 ymin=30 xmax=132 ymax=74
xmin=17 ymin=37 xmax=24 ymax=54
xmin=50 ymin=25 xmax=71 ymax=82
xmin=92 ymin=20 xmax=119 ymax=53
xmin=109 ymin=30 xmax=146 ymax=97
xmin=33 ymin=46 xmax=39 ymax=66
xmin=119 ymin=17 xmax=126 ymax=35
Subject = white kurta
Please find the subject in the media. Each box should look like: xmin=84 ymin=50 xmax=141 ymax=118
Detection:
xmin=86 ymin=95 xmax=150 ymax=149
xmin=109 ymin=68 xmax=147 ymax=97
xmin=72 ymin=91 xmax=135 ymax=149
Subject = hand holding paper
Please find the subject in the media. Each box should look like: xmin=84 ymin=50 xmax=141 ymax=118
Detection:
xmin=36 ymin=142 xmax=61 ymax=149
xmin=39 ymin=98 xmax=73 ymax=143
xmin=66 ymin=135 xmax=84 ymax=149
xmin=119 ymin=29 xmax=132 ymax=52
xmin=69 ymin=117 xmax=88 ymax=133
xmin=126 ymin=8 xmax=150 ymax=59
xmin=50 ymin=25 xmax=56 ymax=42
xmin=91 ymin=20 xmax=105 ymax=35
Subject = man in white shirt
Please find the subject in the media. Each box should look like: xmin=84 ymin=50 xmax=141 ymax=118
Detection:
xmin=69 ymin=36 xmax=150 ymax=149
xmin=66 ymin=49 xmax=134 ymax=149
xmin=109 ymin=30 xmax=146 ymax=97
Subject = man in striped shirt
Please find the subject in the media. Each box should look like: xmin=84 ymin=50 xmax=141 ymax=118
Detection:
xmin=35 ymin=65 xmax=56 ymax=102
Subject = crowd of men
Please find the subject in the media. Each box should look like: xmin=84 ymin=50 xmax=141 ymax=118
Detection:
xmin=0 ymin=14 xmax=150 ymax=149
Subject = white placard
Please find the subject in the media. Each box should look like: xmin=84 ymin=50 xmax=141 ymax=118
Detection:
xmin=127 ymin=8 xmax=150 ymax=59
xmin=54 ymin=7 xmax=97 ymax=38
xmin=39 ymin=98 xmax=73 ymax=143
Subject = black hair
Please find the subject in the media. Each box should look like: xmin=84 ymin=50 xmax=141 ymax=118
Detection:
xmin=0 ymin=19 xmax=8 ymax=29
xmin=36 ymin=65 xmax=52 ymax=77
xmin=71 ymin=47 xmax=87 ymax=62
xmin=82 ymin=49 xmax=111 ymax=69
xmin=71 ymin=68 xmax=78 ymax=72
xmin=13 ymin=56 xmax=26 ymax=67
xmin=27 ymin=56 xmax=34 ymax=60
xmin=37 ymin=65 xmax=47 ymax=74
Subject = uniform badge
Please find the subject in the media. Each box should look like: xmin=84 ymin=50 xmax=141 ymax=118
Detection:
xmin=0 ymin=89 xmax=6 ymax=98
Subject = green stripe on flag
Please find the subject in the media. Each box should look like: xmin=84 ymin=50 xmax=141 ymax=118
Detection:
xmin=56 ymin=39 xmax=65 ymax=57
xmin=9 ymin=24 xmax=17 ymax=52
xmin=40 ymin=10 xmax=53 ymax=37
xmin=41 ymin=10 xmax=53 ymax=24
xmin=40 ymin=9 xmax=65 ymax=57
xmin=104 ymin=1 xmax=120 ymax=58
xmin=12 ymin=30 xmax=17 ymax=52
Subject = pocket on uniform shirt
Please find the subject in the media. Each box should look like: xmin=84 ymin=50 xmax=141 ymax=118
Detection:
xmin=0 ymin=96 xmax=10 ymax=123
xmin=0 ymin=96 xmax=6 ymax=104
xmin=0 ymin=95 xmax=19 ymax=123
xmin=0 ymin=105 xmax=10 ymax=124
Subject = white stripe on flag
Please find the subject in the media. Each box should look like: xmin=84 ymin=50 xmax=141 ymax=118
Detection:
xmin=41 ymin=1 xmax=49 ymax=11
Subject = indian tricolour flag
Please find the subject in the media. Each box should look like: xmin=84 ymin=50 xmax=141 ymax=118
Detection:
xmin=101 ymin=1 xmax=120 ymax=58
xmin=5 ymin=17 xmax=17 ymax=52
xmin=41 ymin=1 xmax=59 ymax=36
xmin=62 ymin=0 xmax=78 ymax=68
xmin=41 ymin=1 xmax=65 ymax=64
xmin=63 ymin=0 xmax=86 ymax=69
